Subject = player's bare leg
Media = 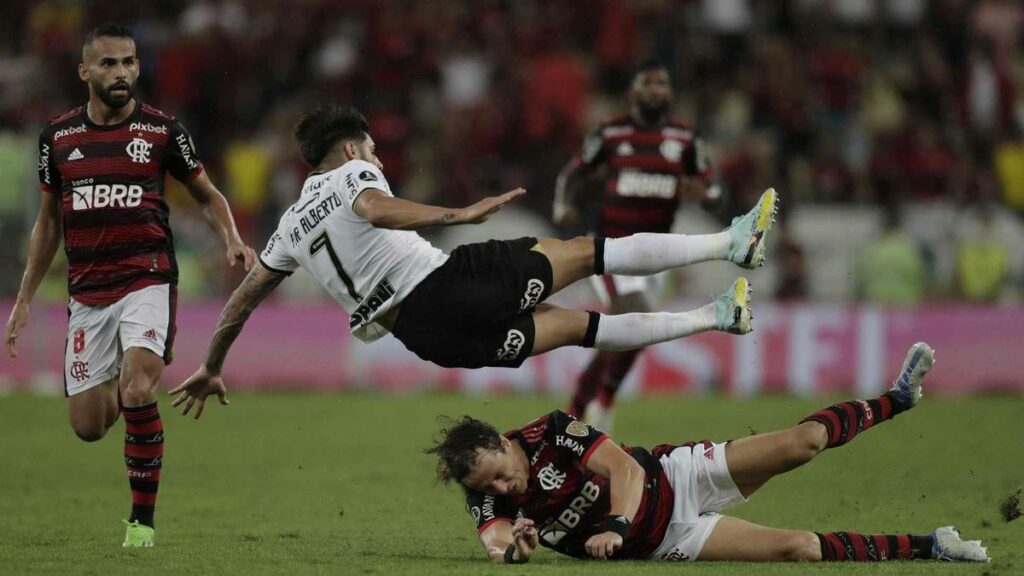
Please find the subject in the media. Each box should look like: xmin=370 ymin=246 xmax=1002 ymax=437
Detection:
xmin=67 ymin=378 xmax=120 ymax=441
xmin=700 ymin=517 xmax=821 ymax=561
xmin=119 ymin=347 xmax=166 ymax=547
xmin=696 ymin=342 xmax=987 ymax=563
xmin=724 ymin=342 xmax=936 ymax=498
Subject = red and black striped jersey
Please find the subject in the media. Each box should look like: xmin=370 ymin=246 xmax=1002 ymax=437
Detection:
xmin=37 ymin=102 xmax=204 ymax=305
xmin=465 ymin=410 xmax=675 ymax=560
xmin=578 ymin=115 xmax=711 ymax=237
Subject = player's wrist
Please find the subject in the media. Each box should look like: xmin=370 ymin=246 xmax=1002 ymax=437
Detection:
xmin=504 ymin=543 xmax=529 ymax=564
xmin=600 ymin=515 xmax=631 ymax=539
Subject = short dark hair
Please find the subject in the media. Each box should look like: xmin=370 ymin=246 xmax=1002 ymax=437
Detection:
xmin=83 ymin=23 xmax=135 ymax=50
xmin=294 ymin=104 xmax=370 ymax=167
xmin=632 ymin=58 xmax=669 ymax=81
xmin=425 ymin=416 xmax=503 ymax=487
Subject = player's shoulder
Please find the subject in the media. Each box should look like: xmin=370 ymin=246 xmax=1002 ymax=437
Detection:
xmin=510 ymin=410 xmax=584 ymax=441
xmin=47 ymin=106 xmax=84 ymax=127
xmin=138 ymin=102 xmax=179 ymax=123
xmin=336 ymin=158 xmax=384 ymax=179
xmin=663 ymin=119 xmax=697 ymax=139
xmin=667 ymin=118 xmax=694 ymax=130
xmin=591 ymin=115 xmax=638 ymax=141
xmin=41 ymin=106 xmax=85 ymax=137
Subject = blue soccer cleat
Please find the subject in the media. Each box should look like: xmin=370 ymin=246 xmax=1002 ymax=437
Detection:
xmin=889 ymin=342 xmax=935 ymax=409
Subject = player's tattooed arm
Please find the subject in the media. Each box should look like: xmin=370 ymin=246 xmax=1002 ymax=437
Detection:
xmin=354 ymin=188 xmax=525 ymax=229
xmin=203 ymin=264 xmax=286 ymax=374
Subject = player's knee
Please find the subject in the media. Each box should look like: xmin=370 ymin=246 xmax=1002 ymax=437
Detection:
xmin=778 ymin=532 xmax=822 ymax=562
xmin=791 ymin=422 xmax=826 ymax=460
xmin=71 ymin=420 xmax=109 ymax=442
xmin=120 ymin=373 xmax=158 ymax=406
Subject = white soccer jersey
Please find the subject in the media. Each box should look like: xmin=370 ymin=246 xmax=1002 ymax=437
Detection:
xmin=259 ymin=159 xmax=449 ymax=342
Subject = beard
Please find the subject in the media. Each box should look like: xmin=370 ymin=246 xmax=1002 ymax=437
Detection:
xmin=93 ymin=79 xmax=135 ymax=109
xmin=636 ymin=101 xmax=668 ymax=124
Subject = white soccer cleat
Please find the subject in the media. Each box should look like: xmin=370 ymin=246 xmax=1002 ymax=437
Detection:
xmin=582 ymin=400 xmax=614 ymax=434
xmin=889 ymin=342 xmax=935 ymax=409
xmin=931 ymin=526 xmax=990 ymax=562
xmin=726 ymin=188 xmax=779 ymax=269
xmin=713 ymin=277 xmax=752 ymax=335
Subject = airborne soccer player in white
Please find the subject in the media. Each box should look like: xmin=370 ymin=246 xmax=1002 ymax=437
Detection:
xmin=170 ymin=105 xmax=777 ymax=416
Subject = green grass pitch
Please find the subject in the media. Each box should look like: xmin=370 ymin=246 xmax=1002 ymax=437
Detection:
xmin=0 ymin=392 xmax=1021 ymax=575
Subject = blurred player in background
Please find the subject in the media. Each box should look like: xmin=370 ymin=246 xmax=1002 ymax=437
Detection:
xmin=554 ymin=59 xmax=720 ymax=432
xmin=171 ymin=105 xmax=777 ymax=416
xmin=3 ymin=23 xmax=256 ymax=547
xmin=428 ymin=343 xmax=990 ymax=565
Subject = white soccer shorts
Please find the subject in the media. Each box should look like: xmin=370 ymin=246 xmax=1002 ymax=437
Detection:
xmin=649 ymin=441 xmax=747 ymax=561
xmin=64 ymin=283 xmax=174 ymax=397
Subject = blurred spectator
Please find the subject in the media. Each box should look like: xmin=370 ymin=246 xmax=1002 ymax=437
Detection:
xmin=854 ymin=208 xmax=928 ymax=306
xmin=773 ymin=220 xmax=808 ymax=302
xmin=954 ymin=200 xmax=1012 ymax=302
xmin=0 ymin=0 xmax=1022 ymax=304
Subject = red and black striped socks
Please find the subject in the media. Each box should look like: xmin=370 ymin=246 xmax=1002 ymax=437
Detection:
xmin=800 ymin=391 xmax=907 ymax=449
xmin=124 ymin=402 xmax=163 ymax=527
xmin=817 ymin=532 xmax=934 ymax=561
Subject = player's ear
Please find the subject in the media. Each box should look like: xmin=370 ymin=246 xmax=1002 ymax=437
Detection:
xmin=78 ymin=62 xmax=89 ymax=82
xmin=342 ymin=140 xmax=359 ymax=160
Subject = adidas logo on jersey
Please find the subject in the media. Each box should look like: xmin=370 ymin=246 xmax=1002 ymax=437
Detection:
xmin=143 ymin=329 xmax=157 ymax=339
xmin=68 ymin=148 xmax=85 ymax=161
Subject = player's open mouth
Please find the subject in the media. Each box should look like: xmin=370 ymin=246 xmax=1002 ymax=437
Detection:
xmin=110 ymin=84 xmax=129 ymax=94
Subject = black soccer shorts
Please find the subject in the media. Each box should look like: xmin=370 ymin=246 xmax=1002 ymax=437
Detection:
xmin=391 ymin=236 xmax=553 ymax=368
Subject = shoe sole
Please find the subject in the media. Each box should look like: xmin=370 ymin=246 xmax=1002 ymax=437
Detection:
xmin=741 ymin=188 xmax=779 ymax=269
xmin=728 ymin=277 xmax=752 ymax=334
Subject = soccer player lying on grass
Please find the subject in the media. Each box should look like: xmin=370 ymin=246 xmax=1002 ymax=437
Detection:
xmin=427 ymin=343 xmax=990 ymax=564
xmin=170 ymin=104 xmax=778 ymax=417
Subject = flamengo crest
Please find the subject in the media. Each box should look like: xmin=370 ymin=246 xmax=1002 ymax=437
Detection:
xmin=126 ymin=137 xmax=152 ymax=163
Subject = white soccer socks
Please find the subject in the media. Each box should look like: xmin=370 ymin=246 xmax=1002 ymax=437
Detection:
xmin=600 ymin=232 xmax=731 ymax=276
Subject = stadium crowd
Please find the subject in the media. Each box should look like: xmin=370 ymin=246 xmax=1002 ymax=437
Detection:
xmin=1 ymin=0 xmax=1022 ymax=303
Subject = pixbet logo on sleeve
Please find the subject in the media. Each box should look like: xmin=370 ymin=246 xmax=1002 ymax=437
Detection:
xmin=72 ymin=184 xmax=144 ymax=210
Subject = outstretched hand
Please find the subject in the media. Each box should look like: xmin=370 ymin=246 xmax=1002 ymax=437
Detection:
xmin=226 ymin=241 xmax=257 ymax=272
xmin=459 ymin=188 xmax=525 ymax=224
xmin=169 ymin=365 xmax=230 ymax=420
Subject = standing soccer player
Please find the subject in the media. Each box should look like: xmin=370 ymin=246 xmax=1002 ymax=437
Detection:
xmin=554 ymin=60 xmax=721 ymax=432
xmin=3 ymin=23 xmax=256 ymax=547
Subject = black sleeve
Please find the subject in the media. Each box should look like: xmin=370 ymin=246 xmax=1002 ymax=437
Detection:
xmin=37 ymin=127 xmax=60 ymax=192
xmin=167 ymin=120 xmax=204 ymax=182
xmin=545 ymin=410 xmax=608 ymax=466
xmin=465 ymin=490 xmax=518 ymax=532
xmin=578 ymin=128 xmax=607 ymax=168
xmin=683 ymin=135 xmax=712 ymax=179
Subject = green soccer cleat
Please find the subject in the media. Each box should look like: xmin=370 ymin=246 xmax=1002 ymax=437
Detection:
xmin=726 ymin=187 xmax=779 ymax=269
xmin=122 ymin=519 xmax=154 ymax=548
xmin=714 ymin=277 xmax=752 ymax=335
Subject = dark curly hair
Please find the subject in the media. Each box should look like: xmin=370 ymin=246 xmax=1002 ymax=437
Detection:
xmin=294 ymin=104 xmax=369 ymax=167
xmin=425 ymin=416 xmax=503 ymax=487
